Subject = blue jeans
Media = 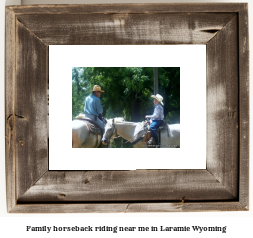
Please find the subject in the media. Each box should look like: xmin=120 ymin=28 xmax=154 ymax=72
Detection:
xmin=150 ymin=120 xmax=164 ymax=143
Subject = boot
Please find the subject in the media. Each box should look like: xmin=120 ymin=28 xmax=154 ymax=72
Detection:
xmin=147 ymin=137 xmax=155 ymax=146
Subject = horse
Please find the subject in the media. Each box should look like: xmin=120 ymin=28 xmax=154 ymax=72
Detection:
xmin=72 ymin=117 xmax=125 ymax=148
xmin=102 ymin=120 xmax=180 ymax=148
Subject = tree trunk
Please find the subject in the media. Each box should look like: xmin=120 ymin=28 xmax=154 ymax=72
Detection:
xmin=131 ymin=93 xmax=141 ymax=122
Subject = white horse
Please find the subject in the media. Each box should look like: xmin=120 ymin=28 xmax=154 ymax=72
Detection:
xmin=103 ymin=120 xmax=180 ymax=148
xmin=72 ymin=117 xmax=125 ymax=148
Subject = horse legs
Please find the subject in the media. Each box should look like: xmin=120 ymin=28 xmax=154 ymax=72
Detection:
xmin=72 ymin=129 xmax=82 ymax=148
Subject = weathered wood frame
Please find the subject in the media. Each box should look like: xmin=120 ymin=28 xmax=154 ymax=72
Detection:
xmin=5 ymin=4 xmax=249 ymax=213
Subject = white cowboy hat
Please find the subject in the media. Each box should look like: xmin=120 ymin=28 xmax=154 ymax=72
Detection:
xmin=151 ymin=94 xmax=164 ymax=105
xmin=90 ymin=85 xmax=105 ymax=92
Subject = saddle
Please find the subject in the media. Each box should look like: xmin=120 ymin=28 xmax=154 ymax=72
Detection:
xmin=75 ymin=114 xmax=103 ymax=137
xmin=159 ymin=121 xmax=168 ymax=131
xmin=144 ymin=121 xmax=169 ymax=145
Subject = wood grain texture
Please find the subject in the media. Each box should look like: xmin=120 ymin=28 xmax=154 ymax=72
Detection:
xmin=16 ymin=13 xmax=236 ymax=45
xmin=18 ymin=170 xmax=236 ymax=202
xmin=206 ymin=16 xmax=239 ymax=198
xmin=5 ymin=3 xmax=249 ymax=213
xmin=5 ymin=7 xmax=17 ymax=212
xmin=238 ymin=4 xmax=249 ymax=208
xmin=125 ymin=202 xmax=248 ymax=213
xmin=15 ymin=20 xmax=48 ymax=200
xmin=10 ymin=202 xmax=247 ymax=213
xmin=7 ymin=3 xmax=247 ymax=15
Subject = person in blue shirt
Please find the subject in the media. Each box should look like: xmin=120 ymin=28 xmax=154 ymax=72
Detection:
xmin=84 ymin=85 xmax=106 ymax=134
xmin=145 ymin=94 xmax=164 ymax=146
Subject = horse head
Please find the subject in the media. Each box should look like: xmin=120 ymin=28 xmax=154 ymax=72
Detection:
xmin=102 ymin=117 xmax=125 ymax=145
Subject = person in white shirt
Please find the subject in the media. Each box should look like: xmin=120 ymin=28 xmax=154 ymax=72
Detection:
xmin=145 ymin=94 xmax=164 ymax=145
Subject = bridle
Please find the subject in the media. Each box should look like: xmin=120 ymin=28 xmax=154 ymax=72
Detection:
xmin=103 ymin=118 xmax=117 ymax=144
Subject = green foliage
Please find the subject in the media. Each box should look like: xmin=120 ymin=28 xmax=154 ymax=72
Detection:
xmin=158 ymin=67 xmax=180 ymax=123
xmin=72 ymin=67 xmax=180 ymax=123
xmin=72 ymin=67 xmax=85 ymax=119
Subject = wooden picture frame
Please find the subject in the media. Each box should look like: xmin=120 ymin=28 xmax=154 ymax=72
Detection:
xmin=5 ymin=3 xmax=249 ymax=213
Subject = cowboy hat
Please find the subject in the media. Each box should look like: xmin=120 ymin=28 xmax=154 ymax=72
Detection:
xmin=90 ymin=85 xmax=105 ymax=92
xmin=151 ymin=94 xmax=164 ymax=105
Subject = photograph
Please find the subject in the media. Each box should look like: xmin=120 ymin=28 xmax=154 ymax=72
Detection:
xmin=49 ymin=45 xmax=205 ymax=170
xmin=3 ymin=1 xmax=250 ymax=221
xmin=72 ymin=67 xmax=180 ymax=148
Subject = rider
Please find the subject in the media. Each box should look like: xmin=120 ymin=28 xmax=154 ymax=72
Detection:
xmin=145 ymin=94 xmax=164 ymax=146
xmin=84 ymin=85 xmax=106 ymax=135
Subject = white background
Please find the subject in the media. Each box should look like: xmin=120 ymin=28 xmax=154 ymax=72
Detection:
xmin=1 ymin=0 xmax=252 ymax=237
xmin=49 ymin=45 xmax=206 ymax=170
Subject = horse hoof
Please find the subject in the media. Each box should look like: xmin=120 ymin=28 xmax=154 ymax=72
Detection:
xmin=102 ymin=141 xmax=107 ymax=145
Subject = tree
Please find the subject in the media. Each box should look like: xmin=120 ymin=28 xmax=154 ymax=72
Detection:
xmin=72 ymin=67 xmax=180 ymax=123
xmin=72 ymin=67 xmax=84 ymax=118
xmin=158 ymin=67 xmax=180 ymax=124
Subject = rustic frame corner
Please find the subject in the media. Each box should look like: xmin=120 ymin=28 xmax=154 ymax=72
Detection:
xmin=5 ymin=3 xmax=249 ymax=213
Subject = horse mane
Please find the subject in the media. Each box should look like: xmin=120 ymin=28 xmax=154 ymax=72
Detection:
xmin=106 ymin=118 xmax=144 ymax=128
xmin=114 ymin=117 xmax=125 ymax=123
xmin=105 ymin=117 xmax=125 ymax=126
xmin=115 ymin=121 xmax=145 ymax=126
